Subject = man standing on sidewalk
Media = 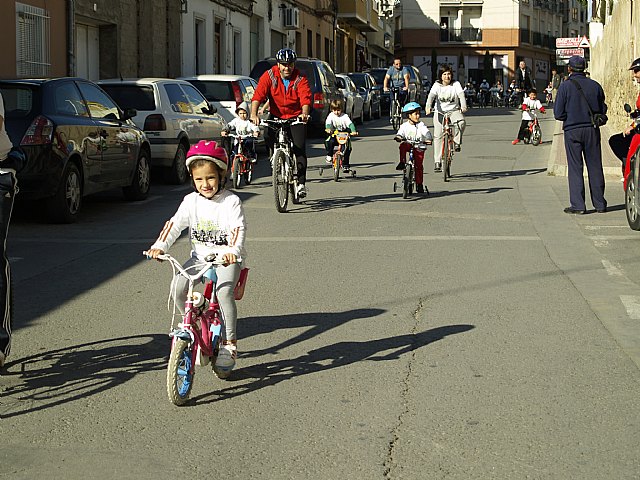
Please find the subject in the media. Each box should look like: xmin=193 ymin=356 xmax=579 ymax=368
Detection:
xmin=550 ymin=67 xmax=561 ymax=105
xmin=554 ymin=55 xmax=608 ymax=214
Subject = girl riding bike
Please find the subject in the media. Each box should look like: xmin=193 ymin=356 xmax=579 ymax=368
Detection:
xmin=394 ymin=102 xmax=433 ymax=194
xmin=146 ymin=140 xmax=246 ymax=379
xmin=425 ymin=65 xmax=467 ymax=172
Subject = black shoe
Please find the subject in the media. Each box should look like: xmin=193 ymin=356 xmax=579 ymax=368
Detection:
xmin=454 ymin=143 xmax=461 ymax=152
xmin=416 ymin=184 xmax=424 ymax=193
xmin=395 ymin=162 xmax=405 ymax=171
xmin=563 ymin=207 xmax=586 ymax=214
xmin=434 ymin=162 xmax=442 ymax=172
xmin=342 ymin=166 xmax=350 ymax=173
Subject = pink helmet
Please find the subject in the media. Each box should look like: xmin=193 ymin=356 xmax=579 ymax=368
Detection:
xmin=185 ymin=140 xmax=228 ymax=173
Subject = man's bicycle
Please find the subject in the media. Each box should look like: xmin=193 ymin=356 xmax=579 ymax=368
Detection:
xmin=393 ymin=137 xmax=429 ymax=198
xmin=143 ymin=251 xmax=249 ymax=406
xmin=264 ymin=118 xmax=304 ymax=213
xmin=389 ymin=87 xmax=404 ymax=130
xmin=320 ymin=130 xmax=356 ymax=181
xmin=439 ymin=111 xmax=456 ymax=182
xmin=229 ymin=132 xmax=256 ymax=189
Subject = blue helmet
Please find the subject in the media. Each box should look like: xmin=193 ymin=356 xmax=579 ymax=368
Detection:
xmin=276 ymin=48 xmax=297 ymax=64
xmin=402 ymin=102 xmax=421 ymax=114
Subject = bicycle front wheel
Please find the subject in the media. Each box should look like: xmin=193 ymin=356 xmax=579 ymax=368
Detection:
xmin=333 ymin=152 xmax=342 ymax=182
xmin=243 ymin=162 xmax=253 ymax=185
xmin=392 ymin=104 xmax=401 ymax=130
xmin=232 ymin=155 xmax=242 ymax=189
xmin=531 ymin=125 xmax=542 ymax=146
xmin=167 ymin=339 xmax=194 ymax=406
xmin=443 ymin=136 xmax=452 ymax=182
xmin=272 ymin=150 xmax=289 ymax=213
xmin=402 ymin=164 xmax=412 ymax=199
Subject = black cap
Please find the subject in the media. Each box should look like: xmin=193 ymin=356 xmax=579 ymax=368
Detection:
xmin=629 ymin=58 xmax=640 ymax=70
xmin=568 ymin=55 xmax=585 ymax=72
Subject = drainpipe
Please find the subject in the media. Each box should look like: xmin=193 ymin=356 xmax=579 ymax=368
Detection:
xmin=67 ymin=0 xmax=75 ymax=76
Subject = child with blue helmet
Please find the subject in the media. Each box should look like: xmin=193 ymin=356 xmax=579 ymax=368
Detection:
xmin=394 ymin=102 xmax=433 ymax=193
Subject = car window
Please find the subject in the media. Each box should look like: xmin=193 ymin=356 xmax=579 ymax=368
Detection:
xmin=77 ymin=82 xmax=119 ymax=120
xmin=100 ymin=84 xmax=156 ymax=111
xmin=187 ymin=80 xmax=233 ymax=102
xmin=52 ymin=82 xmax=89 ymax=117
xmin=320 ymin=62 xmax=337 ymax=89
xmin=0 ymin=85 xmax=35 ymax=118
xmin=296 ymin=62 xmax=316 ymax=88
xmin=164 ymin=83 xmax=193 ymax=114
xmin=181 ymin=84 xmax=211 ymax=114
xmin=349 ymin=74 xmax=366 ymax=89
xmin=241 ymin=79 xmax=256 ymax=102
xmin=249 ymin=61 xmax=273 ymax=81
xmin=336 ymin=76 xmax=346 ymax=89
xmin=369 ymin=70 xmax=386 ymax=84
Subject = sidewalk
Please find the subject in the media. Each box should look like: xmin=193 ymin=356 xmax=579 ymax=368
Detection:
xmin=547 ymin=119 xmax=622 ymax=178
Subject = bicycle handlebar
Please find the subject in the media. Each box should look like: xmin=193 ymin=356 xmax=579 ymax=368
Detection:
xmin=262 ymin=118 xmax=305 ymax=129
xmin=143 ymin=251 xmax=227 ymax=283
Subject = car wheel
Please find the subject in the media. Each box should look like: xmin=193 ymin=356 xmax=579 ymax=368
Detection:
xmin=123 ymin=148 xmax=151 ymax=200
xmin=165 ymin=142 xmax=189 ymax=184
xmin=46 ymin=161 xmax=82 ymax=223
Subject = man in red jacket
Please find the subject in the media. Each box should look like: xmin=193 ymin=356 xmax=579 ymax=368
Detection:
xmin=250 ymin=48 xmax=312 ymax=198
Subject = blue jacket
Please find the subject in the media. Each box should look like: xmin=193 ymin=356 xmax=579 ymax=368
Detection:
xmin=554 ymin=72 xmax=607 ymax=131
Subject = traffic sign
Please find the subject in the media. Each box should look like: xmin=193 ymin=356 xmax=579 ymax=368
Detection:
xmin=556 ymin=36 xmax=590 ymax=48
xmin=556 ymin=48 xmax=585 ymax=58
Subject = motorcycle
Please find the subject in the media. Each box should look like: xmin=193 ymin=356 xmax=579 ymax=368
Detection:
xmin=622 ymin=103 xmax=640 ymax=230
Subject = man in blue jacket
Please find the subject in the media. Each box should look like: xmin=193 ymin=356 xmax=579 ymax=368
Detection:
xmin=554 ymin=55 xmax=608 ymax=214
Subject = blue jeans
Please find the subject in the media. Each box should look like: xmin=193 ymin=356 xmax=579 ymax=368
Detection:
xmin=0 ymin=172 xmax=16 ymax=359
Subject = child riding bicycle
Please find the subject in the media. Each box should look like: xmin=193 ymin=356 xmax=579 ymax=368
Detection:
xmin=512 ymin=88 xmax=546 ymax=145
xmin=394 ymin=102 xmax=433 ymax=193
xmin=324 ymin=98 xmax=358 ymax=172
xmin=222 ymin=101 xmax=260 ymax=162
xmin=146 ymin=140 xmax=246 ymax=378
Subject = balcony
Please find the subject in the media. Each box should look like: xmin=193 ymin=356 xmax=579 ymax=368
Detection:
xmin=532 ymin=31 xmax=543 ymax=46
xmin=439 ymin=27 xmax=482 ymax=43
xmin=337 ymin=0 xmax=379 ymax=32
xmin=520 ymin=28 xmax=531 ymax=44
xmin=316 ymin=0 xmax=335 ymax=15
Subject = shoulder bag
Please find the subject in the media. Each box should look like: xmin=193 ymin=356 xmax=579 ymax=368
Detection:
xmin=569 ymin=78 xmax=608 ymax=128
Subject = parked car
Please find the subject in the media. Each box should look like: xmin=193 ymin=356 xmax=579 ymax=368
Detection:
xmin=345 ymin=72 xmax=381 ymax=121
xmin=98 ymin=78 xmax=226 ymax=185
xmin=250 ymin=57 xmax=343 ymax=132
xmin=179 ymin=74 xmax=258 ymax=117
xmin=368 ymin=67 xmax=390 ymax=114
xmin=0 ymin=77 xmax=151 ymax=223
xmin=335 ymin=74 xmax=364 ymax=125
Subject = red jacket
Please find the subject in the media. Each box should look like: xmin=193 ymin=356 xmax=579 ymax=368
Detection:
xmin=252 ymin=65 xmax=312 ymax=119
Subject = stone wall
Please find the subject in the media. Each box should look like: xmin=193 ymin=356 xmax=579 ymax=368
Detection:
xmin=590 ymin=0 xmax=640 ymax=131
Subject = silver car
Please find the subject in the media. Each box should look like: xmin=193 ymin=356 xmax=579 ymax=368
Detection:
xmin=98 ymin=78 xmax=226 ymax=184
xmin=336 ymin=74 xmax=364 ymax=125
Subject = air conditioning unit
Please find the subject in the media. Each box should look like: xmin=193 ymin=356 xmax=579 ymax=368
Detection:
xmin=283 ymin=7 xmax=299 ymax=29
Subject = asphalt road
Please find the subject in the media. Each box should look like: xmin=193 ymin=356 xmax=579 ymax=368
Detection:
xmin=1 ymin=108 xmax=639 ymax=479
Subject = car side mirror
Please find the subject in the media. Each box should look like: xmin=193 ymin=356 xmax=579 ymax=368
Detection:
xmin=624 ymin=103 xmax=632 ymax=113
xmin=358 ymin=87 xmax=367 ymax=94
xmin=121 ymin=108 xmax=137 ymax=121
xmin=204 ymin=102 xmax=217 ymax=115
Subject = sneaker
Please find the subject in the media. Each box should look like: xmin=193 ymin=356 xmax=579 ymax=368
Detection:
xmin=296 ymin=184 xmax=307 ymax=198
xmin=213 ymin=343 xmax=236 ymax=379
xmin=416 ymin=184 xmax=424 ymax=193
xmin=250 ymin=156 xmax=257 ymax=164
xmin=454 ymin=143 xmax=461 ymax=152
xmin=434 ymin=162 xmax=442 ymax=172
xmin=395 ymin=162 xmax=405 ymax=171
xmin=511 ymin=139 xmax=520 ymax=145
xmin=343 ymin=166 xmax=350 ymax=173
xmin=325 ymin=155 xmax=333 ymax=164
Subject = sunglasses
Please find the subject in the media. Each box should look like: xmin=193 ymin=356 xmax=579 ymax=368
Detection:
xmin=278 ymin=62 xmax=295 ymax=68
xmin=633 ymin=67 xmax=640 ymax=73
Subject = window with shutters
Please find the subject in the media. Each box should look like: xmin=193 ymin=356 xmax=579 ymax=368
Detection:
xmin=15 ymin=3 xmax=50 ymax=77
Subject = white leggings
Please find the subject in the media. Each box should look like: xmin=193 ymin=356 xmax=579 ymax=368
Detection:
xmin=171 ymin=257 xmax=241 ymax=341
xmin=432 ymin=110 xmax=466 ymax=164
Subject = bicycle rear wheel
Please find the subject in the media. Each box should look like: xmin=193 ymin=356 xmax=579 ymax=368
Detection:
xmin=272 ymin=150 xmax=289 ymax=213
xmin=443 ymin=136 xmax=452 ymax=182
xmin=167 ymin=339 xmax=194 ymax=406
xmin=333 ymin=152 xmax=342 ymax=182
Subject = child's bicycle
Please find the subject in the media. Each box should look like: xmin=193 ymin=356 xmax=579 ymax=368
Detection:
xmin=319 ymin=130 xmax=356 ymax=181
xmin=229 ymin=132 xmax=256 ymax=189
xmin=143 ymin=251 xmax=249 ymax=406
xmin=523 ymin=108 xmax=542 ymax=146
xmin=393 ymin=137 xmax=429 ymax=198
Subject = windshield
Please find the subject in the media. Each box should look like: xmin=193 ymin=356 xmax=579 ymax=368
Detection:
xmin=349 ymin=74 xmax=366 ymax=89
xmin=101 ymin=84 xmax=156 ymax=111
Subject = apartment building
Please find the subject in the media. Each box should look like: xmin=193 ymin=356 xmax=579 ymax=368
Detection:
xmin=394 ymin=0 xmax=587 ymax=91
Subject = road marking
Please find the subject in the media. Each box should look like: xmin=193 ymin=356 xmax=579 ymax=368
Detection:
xmin=588 ymin=235 xmax=640 ymax=241
xmin=601 ymin=259 xmax=623 ymax=276
xmin=620 ymin=295 xmax=640 ymax=320
xmin=585 ymin=225 xmax=629 ymax=230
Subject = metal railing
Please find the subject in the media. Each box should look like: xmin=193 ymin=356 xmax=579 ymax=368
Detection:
xmin=439 ymin=27 xmax=482 ymax=43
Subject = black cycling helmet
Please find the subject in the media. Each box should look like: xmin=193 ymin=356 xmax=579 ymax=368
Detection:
xmin=629 ymin=58 xmax=640 ymax=70
xmin=276 ymin=48 xmax=297 ymax=64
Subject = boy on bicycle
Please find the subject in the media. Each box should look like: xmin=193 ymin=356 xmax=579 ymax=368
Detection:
xmin=324 ymin=98 xmax=358 ymax=172
xmin=147 ymin=140 xmax=246 ymax=379
xmin=512 ymin=88 xmax=545 ymax=145
xmin=222 ymin=101 xmax=260 ymax=162
xmin=394 ymin=102 xmax=433 ymax=194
